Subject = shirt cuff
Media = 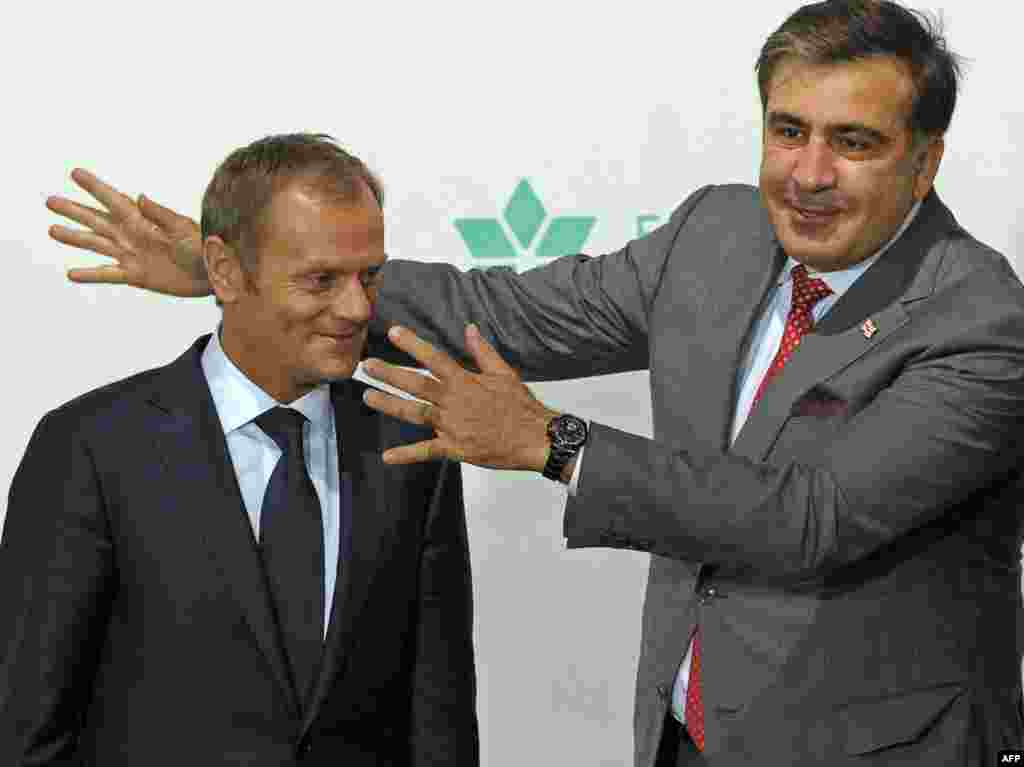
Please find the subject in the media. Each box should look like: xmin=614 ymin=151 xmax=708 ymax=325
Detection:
xmin=567 ymin=442 xmax=587 ymax=496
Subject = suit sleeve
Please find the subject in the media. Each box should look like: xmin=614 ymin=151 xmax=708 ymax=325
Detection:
xmin=0 ymin=411 xmax=115 ymax=765
xmin=565 ymin=266 xmax=1024 ymax=577
xmin=407 ymin=459 xmax=479 ymax=766
xmin=376 ymin=182 xmax=1024 ymax=579
xmin=368 ymin=186 xmax=716 ymax=381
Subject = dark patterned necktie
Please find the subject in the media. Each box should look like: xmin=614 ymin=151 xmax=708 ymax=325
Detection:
xmin=255 ymin=407 xmax=325 ymax=704
xmin=684 ymin=263 xmax=831 ymax=751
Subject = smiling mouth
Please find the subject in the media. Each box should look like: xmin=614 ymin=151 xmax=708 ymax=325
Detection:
xmin=321 ymin=332 xmax=360 ymax=344
xmin=791 ymin=205 xmax=841 ymax=222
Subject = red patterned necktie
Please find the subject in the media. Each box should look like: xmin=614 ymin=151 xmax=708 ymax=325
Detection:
xmin=750 ymin=263 xmax=833 ymax=408
xmin=683 ymin=263 xmax=832 ymax=751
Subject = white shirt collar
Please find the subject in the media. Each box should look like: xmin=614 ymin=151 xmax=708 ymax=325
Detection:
xmin=200 ymin=324 xmax=333 ymax=435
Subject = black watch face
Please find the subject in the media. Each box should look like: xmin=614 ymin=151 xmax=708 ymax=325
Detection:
xmin=555 ymin=415 xmax=587 ymax=447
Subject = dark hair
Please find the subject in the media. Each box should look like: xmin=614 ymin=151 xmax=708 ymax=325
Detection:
xmin=201 ymin=133 xmax=382 ymax=278
xmin=755 ymin=0 xmax=963 ymax=137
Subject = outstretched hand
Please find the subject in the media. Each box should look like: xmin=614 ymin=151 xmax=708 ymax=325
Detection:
xmin=46 ymin=168 xmax=211 ymax=297
xmin=363 ymin=324 xmax=558 ymax=471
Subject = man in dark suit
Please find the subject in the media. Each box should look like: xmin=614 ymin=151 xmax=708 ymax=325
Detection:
xmin=3 ymin=134 xmax=478 ymax=765
xmin=41 ymin=1 xmax=1024 ymax=765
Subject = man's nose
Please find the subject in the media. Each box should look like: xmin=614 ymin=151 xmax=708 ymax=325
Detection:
xmin=792 ymin=138 xmax=838 ymax=192
xmin=330 ymin=275 xmax=373 ymax=322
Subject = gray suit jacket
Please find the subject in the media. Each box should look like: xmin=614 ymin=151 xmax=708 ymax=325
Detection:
xmin=371 ymin=185 xmax=1024 ymax=764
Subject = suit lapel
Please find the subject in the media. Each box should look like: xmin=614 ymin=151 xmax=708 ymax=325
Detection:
xmin=302 ymin=378 xmax=400 ymax=734
xmin=730 ymin=299 xmax=912 ymax=461
xmin=731 ymin=191 xmax=958 ymax=462
xmin=721 ymin=243 xmax=789 ymax=447
xmin=147 ymin=335 xmax=300 ymax=717
xmin=670 ymin=210 xmax=786 ymax=451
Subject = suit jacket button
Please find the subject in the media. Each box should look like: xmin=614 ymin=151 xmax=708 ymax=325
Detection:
xmin=699 ymin=585 xmax=718 ymax=604
xmin=297 ymin=738 xmax=312 ymax=758
xmin=656 ymin=684 xmax=669 ymax=700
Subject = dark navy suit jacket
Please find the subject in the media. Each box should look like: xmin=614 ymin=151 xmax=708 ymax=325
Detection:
xmin=0 ymin=335 xmax=478 ymax=766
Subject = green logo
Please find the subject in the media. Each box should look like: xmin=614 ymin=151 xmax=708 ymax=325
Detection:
xmin=455 ymin=180 xmax=596 ymax=268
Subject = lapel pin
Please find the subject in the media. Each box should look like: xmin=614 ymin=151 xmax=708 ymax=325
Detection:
xmin=861 ymin=318 xmax=878 ymax=339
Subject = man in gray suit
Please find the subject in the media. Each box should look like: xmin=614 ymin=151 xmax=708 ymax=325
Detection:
xmin=45 ymin=0 xmax=1024 ymax=764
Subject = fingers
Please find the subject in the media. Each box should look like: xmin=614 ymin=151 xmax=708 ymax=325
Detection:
xmin=381 ymin=440 xmax=445 ymax=465
xmin=361 ymin=360 xmax=442 ymax=402
xmin=48 ymin=225 xmax=123 ymax=261
xmin=384 ymin=326 xmax=465 ymax=379
xmin=46 ymin=197 xmax=115 ymax=236
xmin=363 ymin=389 xmax=447 ymax=464
xmin=69 ymin=168 xmax=137 ymax=219
xmin=465 ymin=323 xmax=515 ymax=375
xmin=138 ymin=193 xmax=193 ymax=234
xmin=363 ymin=389 xmax=437 ymax=426
xmin=66 ymin=265 xmax=130 ymax=285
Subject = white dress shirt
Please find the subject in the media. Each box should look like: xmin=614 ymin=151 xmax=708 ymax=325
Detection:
xmin=201 ymin=327 xmax=342 ymax=638
xmin=565 ymin=201 xmax=922 ymax=724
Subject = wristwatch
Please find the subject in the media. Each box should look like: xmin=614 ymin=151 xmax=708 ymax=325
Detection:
xmin=542 ymin=413 xmax=589 ymax=481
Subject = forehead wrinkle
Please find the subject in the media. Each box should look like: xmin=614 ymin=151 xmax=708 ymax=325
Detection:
xmin=770 ymin=55 xmax=914 ymax=98
xmin=264 ymin=199 xmax=383 ymax=272
xmin=769 ymin=79 xmax=912 ymax=140
xmin=293 ymin=237 xmax=386 ymax=274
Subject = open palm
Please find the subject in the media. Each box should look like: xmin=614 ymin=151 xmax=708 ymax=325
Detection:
xmin=47 ymin=168 xmax=210 ymax=298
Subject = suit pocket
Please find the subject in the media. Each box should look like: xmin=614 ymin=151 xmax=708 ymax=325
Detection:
xmin=790 ymin=392 xmax=849 ymax=419
xmin=839 ymin=682 xmax=966 ymax=755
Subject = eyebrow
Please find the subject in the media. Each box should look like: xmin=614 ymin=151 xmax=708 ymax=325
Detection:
xmin=297 ymin=262 xmax=383 ymax=275
xmin=766 ymin=111 xmax=889 ymax=143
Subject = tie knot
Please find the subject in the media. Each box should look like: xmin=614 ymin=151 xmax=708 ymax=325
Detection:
xmin=790 ymin=263 xmax=832 ymax=310
xmin=255 ymin=407 xmax=308 ymax=452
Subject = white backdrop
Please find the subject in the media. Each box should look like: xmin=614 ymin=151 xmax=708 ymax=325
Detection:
xmin=5 ymin=2 xmax=1023 ymax=764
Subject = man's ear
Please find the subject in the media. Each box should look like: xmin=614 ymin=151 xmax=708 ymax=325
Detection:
xmin=912 ymin=135 xmax=945 ymax=201
xmin=203 ymin=236 xmax=246 ymax=305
